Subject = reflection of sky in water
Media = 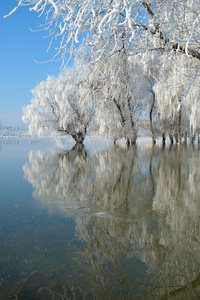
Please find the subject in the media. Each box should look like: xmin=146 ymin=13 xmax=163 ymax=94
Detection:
xmin=0 ymin=137 xmax=114 ymax=299
xmin=0 ymin=139 xmax=75 ymax=299
xmin=1 ymin=139 xmax=200 ymax=299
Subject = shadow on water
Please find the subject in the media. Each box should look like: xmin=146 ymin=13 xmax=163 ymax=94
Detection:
xmin=3 ymin=143 xmax=200 ymax=299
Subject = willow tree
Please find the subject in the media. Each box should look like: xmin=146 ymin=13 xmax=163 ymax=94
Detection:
xmin=89 ymin=51 xmax=146 ymax=145
xmin=22 ymin=66 xmax=94 ymax=144
xmin=6 ymin=1 xmax=200 ymax=144
xmin=154 ymin=53 xmax=200 ymax=144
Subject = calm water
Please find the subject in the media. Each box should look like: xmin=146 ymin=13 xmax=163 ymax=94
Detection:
xmin=1 ymin=138 xmax=200 ymax=299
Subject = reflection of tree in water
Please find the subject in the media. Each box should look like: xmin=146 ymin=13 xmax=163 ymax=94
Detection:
xmin=149 ymin=145 xmax=200 ymax=299
xmin=23 ymin=144 xmax=152 ymax=215
xmin=23 ymin=144 xmax=200 ymax=299
xmin=23 ymin=144 xmax=91 ymax=212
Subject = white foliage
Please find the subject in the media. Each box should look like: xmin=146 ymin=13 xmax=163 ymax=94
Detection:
xmin=5 ymin=0 xmax=200 ymax=64
xmin=154 ymin=52 xmax=200 ymax=133
xmin=5 ymin=0 xmax=200 ymax=139
xmin=89 ymin=51 xmax=146 ymax=141
xmin=22 ymin=65 xmax=94 ymax=142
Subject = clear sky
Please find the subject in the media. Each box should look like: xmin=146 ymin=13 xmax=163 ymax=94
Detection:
xmin=0 ymin=1 xmax=70 ymax=127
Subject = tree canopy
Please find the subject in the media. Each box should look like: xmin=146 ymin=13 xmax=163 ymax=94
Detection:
xmin=23 ymin=66 xmax=94 ymax=143
xmin=5 ymin=0 xmax=200 ymax=144
xmin=5 ymin=1 xmax=200 ymax=64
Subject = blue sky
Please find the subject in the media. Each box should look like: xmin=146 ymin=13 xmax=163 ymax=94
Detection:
xmin=0 ymin=1 xmax=69 ymax=127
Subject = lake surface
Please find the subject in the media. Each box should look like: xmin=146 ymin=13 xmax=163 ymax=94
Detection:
xmin=1 ymin=137 xmax=200 ymax=299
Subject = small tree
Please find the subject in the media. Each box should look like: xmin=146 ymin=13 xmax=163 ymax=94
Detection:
xmin=23 ymin=67 xmax=94 ymax=144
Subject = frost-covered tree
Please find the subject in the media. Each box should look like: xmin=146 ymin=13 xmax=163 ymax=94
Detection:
xmin=6 ymin=1 xmax=200 ymax=144
xmin=5 ymin=1 xmax=200 ymax=65
xmin=138 ymin=54 xmax=162 ymax=145
xmin=23 ymin=65 xmax=94 ymax=143
xmin=154 ymin=53 xmax=200 ymax=144
xmin=89 ymin=51 xmax=145 ymax=145
xmin=184 ymin=68 xmax=200 ymax=142
xmin=144 ymin=76 xmax=158 ymax=144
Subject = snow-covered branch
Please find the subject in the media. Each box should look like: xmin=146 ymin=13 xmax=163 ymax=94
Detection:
xmin=4 ymin=1 xmax=200 ymax=63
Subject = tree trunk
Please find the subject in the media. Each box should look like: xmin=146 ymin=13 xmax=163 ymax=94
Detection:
xmin=169 ymin=133 xmax=174 ymax=144
xmin=183 ymin=131 xmax=187 ymax=144
xmin=150 ymin=92 xmax=156 ymax=145
xmin=126 ymin=137 xmax=130 ymax=146
xmin=72 ymin=132 xmax=85 ymax=144
xmin=191 ymin=132 xmax=196 ymax=143
xmin=175 ymin=131 xmax=178 ymax=144
xmin=127 ymin=96 xmax=137 ymax=145
xmin=130 ymin=139 xmax=136 ymax=145
xmin=162 ymin=132 xmax=166 ymax=146
xmin=151 ymin=135 xmax=156 ymax=145
xmin=113 ymin=137 xmax=117 ymax=145
xmin=177 ymin=103 xmax=182 ymax=145
xmin=169 ymin=126 xmax=174 ymax=144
